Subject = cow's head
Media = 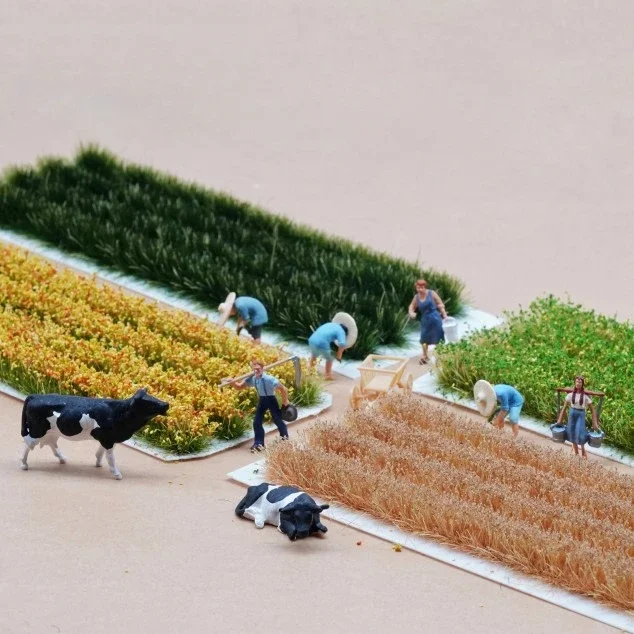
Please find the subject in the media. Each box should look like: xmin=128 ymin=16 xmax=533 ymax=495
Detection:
xmin=129 ymin=388 xmax=170 ymax=420
xmin=278 ymin=498 xmax=330 ymax=541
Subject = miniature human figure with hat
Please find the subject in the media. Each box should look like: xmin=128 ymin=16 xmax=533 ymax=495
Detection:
xmin=308 ymin=312 xmax=358 ymax=380
xmin=555 ymin=375 xmax=599 ymax=459
xmin=474 ymin=380 xmax=524 ymax=438
xmin=228 ymin=359 xmax=291 ymax=453
xmin=217 ymin=292 xmax=268 ymax=344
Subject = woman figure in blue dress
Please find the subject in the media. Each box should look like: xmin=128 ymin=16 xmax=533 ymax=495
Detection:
xmin=408 ymin=279 xmax=448 ymax=364
xmin=556 ymin=375 xmax=599 ymax=459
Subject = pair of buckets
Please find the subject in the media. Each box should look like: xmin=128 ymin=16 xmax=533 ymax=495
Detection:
xmin=550 ymin=424 xmax=605 ymax=448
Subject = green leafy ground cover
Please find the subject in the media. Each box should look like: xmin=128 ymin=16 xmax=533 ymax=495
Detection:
xmin=436 ymin=296 xmax=634 ymax=454
xmin=0 ymin=146 xmax=466 ymax=359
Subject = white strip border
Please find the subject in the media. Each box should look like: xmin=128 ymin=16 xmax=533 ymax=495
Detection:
xmin=413 ymin=373 xmax=634 ymax=468
xmin=0 ymin=381 xmax=332 ymax=462
xmin=228 ymin=459 xmax=634 ymax=633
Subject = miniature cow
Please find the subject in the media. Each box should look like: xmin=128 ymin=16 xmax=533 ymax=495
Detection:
xmin=20 ymin=388 xmax=169 ymax=480
xmin=235 ymin=483 xmax=329 ymax=540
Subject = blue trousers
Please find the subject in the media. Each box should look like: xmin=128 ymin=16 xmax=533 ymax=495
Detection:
xmin=253 ymin=396 xmax=288 ymax=447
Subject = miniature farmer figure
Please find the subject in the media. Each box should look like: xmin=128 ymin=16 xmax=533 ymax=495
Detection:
xmin=408 ymin=279 xmax=448 ymax=365
xmin=556 ymin=375 xmax=599 ymax=459
xmin=308 ymin=312 xmax=358 ymax=380
xmin=474 ymin=380 xmax=524 ymax=438
xmin=230 ymin=359 xmax=290 ymax=453
xmin=217 ymin=292 xmax=268 ymax=344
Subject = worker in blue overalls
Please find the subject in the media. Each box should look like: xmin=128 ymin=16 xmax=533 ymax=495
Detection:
xmin=217 ymin=292 xmax=268 ymax=344
xmin=230 ymin=359 xmax=290 ymax=453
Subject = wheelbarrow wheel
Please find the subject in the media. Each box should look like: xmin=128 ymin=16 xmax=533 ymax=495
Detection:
xmin=350 ymin=385 xmax=362 ymax=410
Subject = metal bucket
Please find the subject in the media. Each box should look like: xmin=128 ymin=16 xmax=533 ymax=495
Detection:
xmin=550 ymin=424 xmax=566 ymax=443
xmin=442 ymin=317 xmax=460 ymax=343
xmin=587 ymin=429 xmax=605 ymax=448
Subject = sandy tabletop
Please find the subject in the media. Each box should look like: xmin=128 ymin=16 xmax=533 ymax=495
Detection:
xmin=2 ymin=1 xmax=634 ymax=632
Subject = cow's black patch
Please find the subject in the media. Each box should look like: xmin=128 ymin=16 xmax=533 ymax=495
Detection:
xmin=266 ymin=485 xmax=301 ymax=504
xmin=279 ymin=492 xmax=315 ymax=511
xmin=235 ymin=482 xmax=271 ymax=517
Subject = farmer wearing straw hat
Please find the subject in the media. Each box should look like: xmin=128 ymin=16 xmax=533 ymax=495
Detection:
xmin=228 ymin=359 xmax=290 ymax=453
xmin=308 ymin=312 xmax=358 ymax=380
xmin=217 ymin=292 xmax=268 ymax=344
xmin=474 ymin=380 xmax=524 ymax=438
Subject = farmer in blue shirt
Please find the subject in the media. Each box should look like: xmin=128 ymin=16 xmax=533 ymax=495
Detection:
xmin=218 ymin=293 xmax=268 ymax=344
xmin=474 ymin=380 xmax=524 ymax=438
xmin=308 ymin=322 xmax=349 ymax=381
xmin=230 ymin=359 xmax=290 ymax=453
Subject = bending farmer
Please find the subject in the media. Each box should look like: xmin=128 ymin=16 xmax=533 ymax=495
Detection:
xmin=474 ymin=380 xmax=524 ymax=438
xmin=308 ymin=312 xmax=358 ymax=381
xmin=230 ymin=359 xmax=290 ymax=453
xmin=217 ymin=292 xmax=268 ymax=344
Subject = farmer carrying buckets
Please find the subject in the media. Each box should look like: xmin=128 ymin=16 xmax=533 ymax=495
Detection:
xmin=308 ymin=312 xmax=358 ymax=380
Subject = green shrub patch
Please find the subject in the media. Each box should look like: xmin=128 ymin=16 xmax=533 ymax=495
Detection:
xmin=0 ymin=146 xmax=466 ymax=358
xmin=436 ymin=296 xmax=634 ymax=454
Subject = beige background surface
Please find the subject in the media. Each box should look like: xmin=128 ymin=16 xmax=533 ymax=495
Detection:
xmin=1 ymin=1 xmax=633 ymax=632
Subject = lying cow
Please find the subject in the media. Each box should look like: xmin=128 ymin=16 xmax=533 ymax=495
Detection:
xmin=20 ymin=388 xmax=169 ymax=480
xmin=235 ymin=483 xmax=329 ymax=540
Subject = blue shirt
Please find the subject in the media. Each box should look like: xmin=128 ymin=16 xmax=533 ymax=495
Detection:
xmin=494 ymin=384 xmax=524 ymax=410
xmin=244 ymin=372 xmax=280 ymax=397
xmin=234 ymin=297 xmax=268 ymax=327
xmin=308 ymin=322 xmax=347 ymax=350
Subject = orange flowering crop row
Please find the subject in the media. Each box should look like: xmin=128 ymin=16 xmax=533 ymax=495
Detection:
xmin=0 ymin=246 xmax=313 ymax=453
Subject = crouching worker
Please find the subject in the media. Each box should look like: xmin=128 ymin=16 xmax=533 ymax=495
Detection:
xmin=308 ymin=312 xmax=358 ymax=381
xmin=230 ymin=359 xmax=290 ymax=453
xmin=217 ymin=292 xmax=268 ymax=344
xmin=474 ymin=380 xmax=524 ymax=438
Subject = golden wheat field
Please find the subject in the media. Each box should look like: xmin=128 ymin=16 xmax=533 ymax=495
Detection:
xmin=266 ymin=392 xmax=634 ymax=611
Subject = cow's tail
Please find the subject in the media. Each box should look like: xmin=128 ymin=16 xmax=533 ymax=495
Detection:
xmin=21 ymin=396 xmax=33 ymax=438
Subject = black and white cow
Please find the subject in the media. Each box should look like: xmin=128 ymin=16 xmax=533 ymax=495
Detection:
xmin=20 ymin=388 xmax=169 ymax=480
xmin=235 ymin=483 xmax=329 ymax=540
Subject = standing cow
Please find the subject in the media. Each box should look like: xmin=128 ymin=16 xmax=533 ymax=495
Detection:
xmin=235 ymin=483 xmax=329 ymax=540
xmin=20 ymin=388 xmax=169 ymax=480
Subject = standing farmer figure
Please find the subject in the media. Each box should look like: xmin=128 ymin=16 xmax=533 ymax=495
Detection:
xmin=408 ymin=279 xmax=448 ymax=365
xmin=217 ymin=292 xmax=268 ymax=344
xmin=308 ymin=312 xmax=358 ymax=380
xmin=556 ymin=375 xmax=599 ymax=459
xmin=474 ymin=380 xmax=524 ymax=438
xmin=229 ymin=360 xmax=290 ymax=453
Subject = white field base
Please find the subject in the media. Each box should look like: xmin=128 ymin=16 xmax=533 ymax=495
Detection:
xmin=0 ymin=229 xmax=501 ymax=378
xmin=0 ymin=381 xmax=332 ymax=462
xmin=413 ymin=373 xmax=634 ymax=469
xmin=228 ymin=459 xmax=634 ymax=633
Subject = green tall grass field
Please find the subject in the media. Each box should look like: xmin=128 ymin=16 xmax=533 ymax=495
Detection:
xmin=436 ymin=296 xmax=634 ymax=454
xmin=0 ymin=146 xmax=466 ymax=358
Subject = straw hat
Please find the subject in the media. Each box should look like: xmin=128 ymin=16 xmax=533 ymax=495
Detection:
xmin=217 ymin=292 xmax=236 ymax=326
xmin=332 ymin=312 xmax=358 ymax=348
xmin=473 ymin=380 xmax=497 ymax=417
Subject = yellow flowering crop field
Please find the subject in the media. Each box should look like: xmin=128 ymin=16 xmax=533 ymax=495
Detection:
xmin=0 ymin=245 xmax=319 ymax=453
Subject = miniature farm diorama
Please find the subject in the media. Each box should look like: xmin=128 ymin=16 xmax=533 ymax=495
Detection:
xmin=0 ymin=147 xmax=632 ymax=625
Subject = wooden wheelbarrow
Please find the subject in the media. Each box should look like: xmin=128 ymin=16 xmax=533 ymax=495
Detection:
xmin=349 ymin=355 xmax=413 ymax=410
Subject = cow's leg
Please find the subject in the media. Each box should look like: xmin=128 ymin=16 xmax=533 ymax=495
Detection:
xmin=50 ymin=442 xmax=67 ymax=464
xmin=95 ymin=445 xmax=105 ymax=467
xmin=254 ymin=512 xmax=265 ymax=529
xmin=21 ymin=443 xmax=33 ymax=470
xmin=105 ymin=448 xmax=122 ymax=480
